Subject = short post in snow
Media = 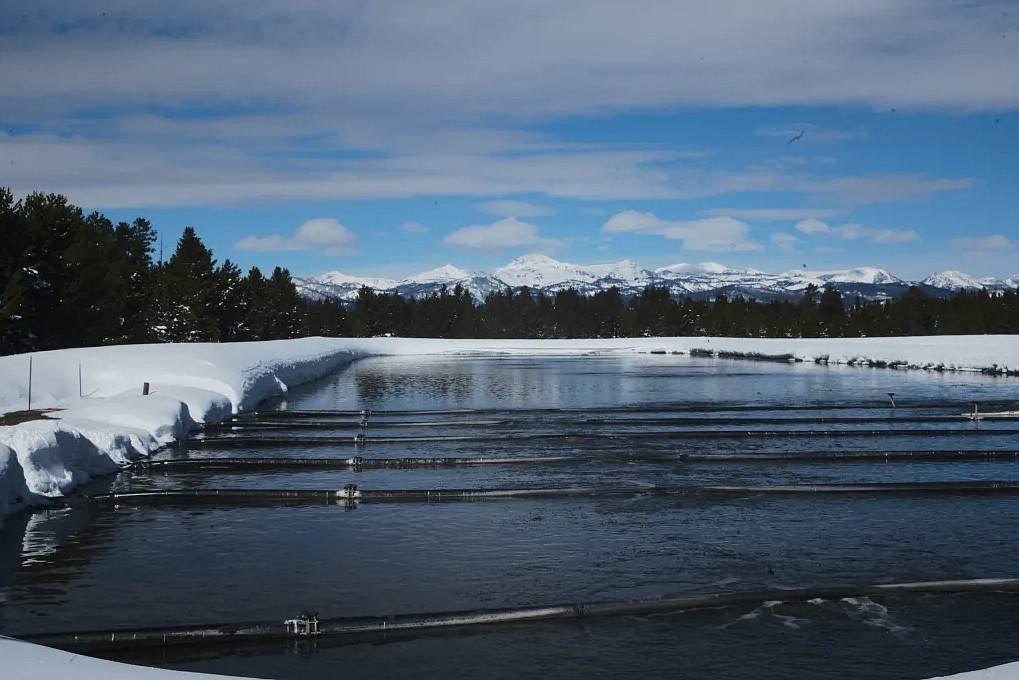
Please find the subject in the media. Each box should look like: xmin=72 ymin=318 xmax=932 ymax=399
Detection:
xmin=142 ymin=382 xmax=150 ymax=396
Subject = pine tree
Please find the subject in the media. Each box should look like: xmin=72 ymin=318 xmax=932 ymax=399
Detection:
xmin=111 ymin=218 xmax=158 ymax=343
xmin=152 ymin=227 xmax=220 ymax=342
xmin=215 ymin=259 xmax=249 ymax=341
xmin=263 ymin=267 xmax=305 ymax=339
xmin=818 ymin=286 xmax=845 ymax=337
xmin=241 ymin=267 xmax=269 ymax=340
xmin=0 ymin=188 xmax=31 ymax=353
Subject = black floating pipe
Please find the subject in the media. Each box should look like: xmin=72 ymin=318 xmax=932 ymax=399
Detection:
xmin=134 ymin=455 xmax=588 ymax=471
xmin=193 ymin=428 xmax=1019 ymax=448
xmin=84 ymin=480 xmax=1019 ymax=508
xmin=132 ymin=450 xmax=1019 ymax=473
xmin=247 ymin=401 xmax=1017 ymax=418
xmin=208 ymin=415 xmax=970 ymax=432
xmin=680 ymin=450 xmax=1019 ymax=463
xmin=19 ymin=578 xmax=1019 ymax=654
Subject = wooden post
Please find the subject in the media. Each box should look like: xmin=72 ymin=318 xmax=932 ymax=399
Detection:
xmin=79 ymin=364 xmax=83 ymax=398
xmin=143 ymin=382 xmax=150 ymax=396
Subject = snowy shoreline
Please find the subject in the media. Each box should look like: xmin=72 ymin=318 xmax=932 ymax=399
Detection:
xmin=2 ymin=335 xmax=1019 ymax=680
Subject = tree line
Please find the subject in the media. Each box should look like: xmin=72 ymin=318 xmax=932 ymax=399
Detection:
xmin=342 ymin=281 xmax=1019 ymax=339
xmin=2 ymin=188 xmax=1018 ymax=355
xmin=1 ymin=188 xmax=305 ymax=353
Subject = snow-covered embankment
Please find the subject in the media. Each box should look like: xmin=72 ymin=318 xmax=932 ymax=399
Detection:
xmin=0 ymin=338 xmax=367 ymax=525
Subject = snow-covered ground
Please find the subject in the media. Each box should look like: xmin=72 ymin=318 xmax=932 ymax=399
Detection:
xmin=0 ymin=338 xmax=367 ymax=523
xmin=0 ymin=635 xmax=1015 ymax=680
xmin=1 ymin=335 xmax=1019 ymax=679
xmin=0 ymin=636 xmax=240 ymax=679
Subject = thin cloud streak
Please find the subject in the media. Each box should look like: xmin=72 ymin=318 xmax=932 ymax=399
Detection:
xmin=702 ymin=207 xmax=844 ymax=220
xmin=794 ymin=219 xmax=918 ymax=245
xmin=474 ymin=200 xmax=554 ymax=217
xmin=602 ymin=211 xmax=761 ymax=252
xmin=948 ymin=235 xmax=1016 ymax=252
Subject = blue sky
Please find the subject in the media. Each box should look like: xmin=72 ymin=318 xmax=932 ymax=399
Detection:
xmin=2 ymin=1 xmax=1018 ymax=280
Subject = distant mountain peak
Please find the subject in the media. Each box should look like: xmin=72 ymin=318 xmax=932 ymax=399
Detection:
xmin=316 ymin=271 xmax=398 ymax=289
xmin=820 ymin=267 xmax=900 ymax=285
xmin=401 ymin=264 xmax=474 ymax=285
xmin=505 ymin=253 xmax=564 ymax=267
xmin=922 ymin=270 xmax=984 ymax=290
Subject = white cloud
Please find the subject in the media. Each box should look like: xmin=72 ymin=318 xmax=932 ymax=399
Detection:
xmin=399 ymin=221 xmax=428 ymax=233
xmin=602 ymin=211 xmax=761 ymax=252
xmin=833 ymin=224 xmax=918 ymax=244
xmin=794 ymin=219 xmax=917 ymax=244
xmin=810 ymin=175 xmax=974 ymax=204
xmin=703 ymin=208 xmax=843 ymax=221
xmin=948 ymin=235 xmax=1016 ymax=252
xmin=474 ymin=200 xmax=554 ymax=217
xmin=770 ymin=231 xmax=799 ymax=252
xmin=235 ymin=218 xmax=358 ymax=255
xmin=795 ymin=218 xmax=832 ymax=235
xmin=443 ymin=217 xmax=562 ymax=251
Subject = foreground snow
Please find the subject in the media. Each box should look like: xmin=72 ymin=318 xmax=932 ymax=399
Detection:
xmin=1 ymin=335 xmax=1018 ymax=680
xmin=0 ymin=637 xmax=239 ymax=679
xmin=932 ymin=662 xmax=1019 ymax=679
xmin=1 ymin=635 xmax=1017 ymax=680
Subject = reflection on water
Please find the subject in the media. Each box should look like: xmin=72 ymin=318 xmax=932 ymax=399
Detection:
xmin=1 ymin=354 xmax=1019 ymax=679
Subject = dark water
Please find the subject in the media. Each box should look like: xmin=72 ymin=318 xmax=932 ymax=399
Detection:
xmin=2 ymin=355 xmax=1019 ymax=679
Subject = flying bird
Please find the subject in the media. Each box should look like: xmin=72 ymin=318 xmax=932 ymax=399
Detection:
xmin=787 ymin=129 xmax=806 ymax=145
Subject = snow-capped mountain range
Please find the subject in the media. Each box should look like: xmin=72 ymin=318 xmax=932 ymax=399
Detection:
xmin=294 ymin=254 xmax=1019 ymax=304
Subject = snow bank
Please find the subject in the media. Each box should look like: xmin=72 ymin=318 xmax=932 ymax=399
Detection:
xmin=0 ymin=338 xmax=365 ymax=527
xmin=345 ymin=335 xmax=1019 ymax=374
xmin=0 ymin=338 xmax=367 ymax=416
xmin=0 ymin=444 xmax=33 ymax=519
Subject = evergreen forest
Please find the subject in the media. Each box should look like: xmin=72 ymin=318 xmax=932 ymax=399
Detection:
xmin=2 ymin=188 xmax=1018 ymax=356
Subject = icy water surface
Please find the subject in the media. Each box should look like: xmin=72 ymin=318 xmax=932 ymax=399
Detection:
xmin=2 ymin=354 xmax=1019 ymax=679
